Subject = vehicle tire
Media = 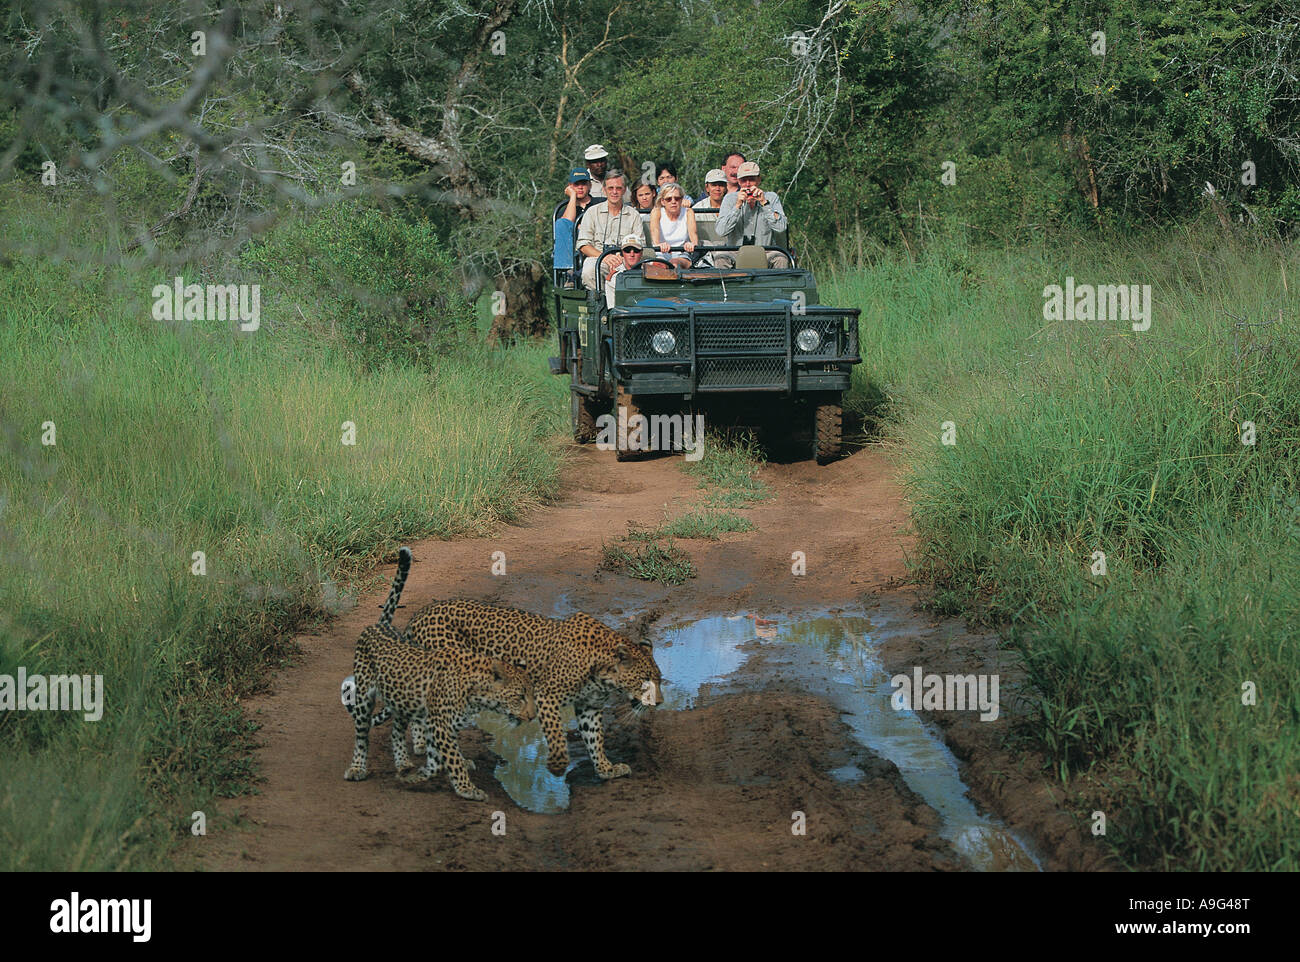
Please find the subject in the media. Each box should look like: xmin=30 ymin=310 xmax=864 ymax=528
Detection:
xmin=811 ymin=395 xmax=842 ymax=465
xmin=614 ymin=383 xmax=642 ymax=461
xmin=571 ymin=354 xmax=598 ymax=444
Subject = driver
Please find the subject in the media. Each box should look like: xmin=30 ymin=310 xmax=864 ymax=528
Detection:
xmin=604 ymin=233 xmax=645 ymax=308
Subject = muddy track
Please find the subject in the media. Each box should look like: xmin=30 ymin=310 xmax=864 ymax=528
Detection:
xmin=189 ymin=445 xmax=1109 ymax=872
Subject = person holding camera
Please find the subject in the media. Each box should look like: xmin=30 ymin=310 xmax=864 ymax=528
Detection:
xmin=714 ymin=161 xmax=789 ymax=268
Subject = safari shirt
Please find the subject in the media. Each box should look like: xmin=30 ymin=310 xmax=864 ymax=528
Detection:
xmin=576 ymin=201 xmax=642 ymax=258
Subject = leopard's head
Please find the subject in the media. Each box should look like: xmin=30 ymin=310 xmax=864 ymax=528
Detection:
xmin=580 ymin=618 xmax=664 ymax=709
xmin=472 ymin=659 xmax=536 ymax=725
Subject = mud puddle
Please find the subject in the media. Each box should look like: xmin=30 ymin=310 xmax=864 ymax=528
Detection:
xmin=655 ymin=611 xmax=1042 ymax=871
xmin=474 ymin=608 xmax=1040 ymax=871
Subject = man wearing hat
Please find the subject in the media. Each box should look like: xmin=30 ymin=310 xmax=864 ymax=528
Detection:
xmin=584 ymin=144 xmax=611 ymax=199
xmin=693 ymin=169 xmax=729 ymax=210
xmin=555 ymin=168 xmax=596 ymax=223
xmin=576 ymin=168 xmax=642 ymax=289
xmin=604 ymin=233 xmax=645 ymax=308
xmin=715 ymin=160 xmax=790 ymax=268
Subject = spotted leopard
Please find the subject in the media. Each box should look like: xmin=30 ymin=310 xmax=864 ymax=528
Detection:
xmin=341 ymin=549 xmax=536 ymax=800
xmin=401 ymin=600 xmax=664 ymax=780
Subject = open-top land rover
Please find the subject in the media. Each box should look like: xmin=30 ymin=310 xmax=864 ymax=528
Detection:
xmin=549 ymin=206 xmax=861 ymax=462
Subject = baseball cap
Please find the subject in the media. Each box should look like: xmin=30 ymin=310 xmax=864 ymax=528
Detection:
xmin=584 ymin=144 xmax=609 ymax=161
xmin=620 ymin=233 xmax=643 ymax=249
xmin=737 ymin=161 xmax=761 ymax=178
xmin=704 ymin=168 xmax=727 ymax=184
xmin=569 ymin=168 xmax=591 ymax=183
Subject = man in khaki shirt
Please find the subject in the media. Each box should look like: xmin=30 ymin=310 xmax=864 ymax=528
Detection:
xmin=577 ymin=170 xmax=642 ymax=289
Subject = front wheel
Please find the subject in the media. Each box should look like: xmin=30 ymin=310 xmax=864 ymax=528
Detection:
xmin=811 ymin=395 xmax=843 ymax=464
xmin=614 ymin=383 xmax=642 ymax=461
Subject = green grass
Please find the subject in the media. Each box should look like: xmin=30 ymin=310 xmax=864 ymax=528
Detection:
xmin=0 ymin=191 xmax=566 ymax=869
xmin=825 ymin=227 xmax=1300 ymax=870
xmin=683 ymin=430 xmax=772 ymax=506
xmin=635 ymin=509 xmax=755 ymax=541
xmin=600 ymin=539 xmax=697 ymax=586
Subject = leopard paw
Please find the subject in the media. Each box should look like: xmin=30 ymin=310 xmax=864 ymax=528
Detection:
xmin=455 ymin=784 xmax=488 ymax=802
xmin=598 ymin=762 xmax=631 ymax=780
xmin=546 ymin=756 xmax=568 ymax=776
xmin=344 ymin=766 xmax=368 ymax=781
xmin=397 ymin=766 xmax=430 ymax=784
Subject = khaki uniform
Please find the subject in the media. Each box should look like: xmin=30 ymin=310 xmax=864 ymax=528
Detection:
xmin=577 ymin=202 xmax=642 ymax=288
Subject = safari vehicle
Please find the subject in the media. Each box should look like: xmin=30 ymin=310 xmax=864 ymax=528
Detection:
xmin=548 ymin=207 xmax=860 ymax=463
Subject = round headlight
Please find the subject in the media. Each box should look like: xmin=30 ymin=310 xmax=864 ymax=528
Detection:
xmin=796 ymin=328 xmax=821 ymax=352
xmin=651 ymin=330 xmax=677 ymax=355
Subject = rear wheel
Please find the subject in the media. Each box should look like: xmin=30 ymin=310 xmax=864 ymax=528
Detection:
xmin=811 ymin=394 xmax=842 ymax=464
xmin=614 ymin=383 xmax=642 ymax=461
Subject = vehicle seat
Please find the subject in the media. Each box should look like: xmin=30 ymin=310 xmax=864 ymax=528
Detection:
xmin=694 ymin=211 xmax=721 ymax=245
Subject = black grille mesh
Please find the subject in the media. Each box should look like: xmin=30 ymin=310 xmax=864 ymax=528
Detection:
xmin=696 ymin=314 xmax=786 ymax=350
xmin=698 ymin=356 xmax=786 ymax=388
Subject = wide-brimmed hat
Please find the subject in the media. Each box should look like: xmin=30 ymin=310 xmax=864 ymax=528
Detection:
xmin=584 ymin=144 xmax=609 ymax=161
xmin=704 ymin=168 xmax=727 ymax=184
xmin=737 ymin=161 xmax=761 ymax=178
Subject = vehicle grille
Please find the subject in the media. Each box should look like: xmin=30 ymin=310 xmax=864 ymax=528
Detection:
xmin=697 ymin=356 xmax=786 ymax=389
xmin=695 ymin=313 xmax=786 ymax=351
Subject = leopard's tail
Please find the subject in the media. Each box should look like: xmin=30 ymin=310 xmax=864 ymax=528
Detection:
xmin=379 ymin=546 xmax=412 ymax=628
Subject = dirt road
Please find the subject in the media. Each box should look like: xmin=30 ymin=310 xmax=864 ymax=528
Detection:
xmin=189 ymin=445 xmax=1108 ymax=871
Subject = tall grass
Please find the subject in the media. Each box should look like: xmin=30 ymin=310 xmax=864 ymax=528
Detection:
xmin=826 ymin=229 xmax=1300 ymax=870
xmin=0 ymin=193 xmax=566 ymax=868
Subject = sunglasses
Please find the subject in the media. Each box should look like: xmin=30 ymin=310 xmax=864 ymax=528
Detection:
xmin=622 ymin=247 xmax=641 ymax=254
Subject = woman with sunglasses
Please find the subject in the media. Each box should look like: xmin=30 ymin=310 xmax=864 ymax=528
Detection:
xmin=656 ymin=162 xmax=693 ymax=206
xmin=649 ymin=184 xmax=698 ymax=268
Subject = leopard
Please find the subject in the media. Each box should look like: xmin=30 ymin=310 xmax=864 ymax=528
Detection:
xmin=399 ymin=599 xmax=665 ymax=781
xmin=341 ymin=549 xmax=536 ymax=800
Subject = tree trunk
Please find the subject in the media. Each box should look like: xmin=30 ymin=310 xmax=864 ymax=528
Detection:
xmin=487 ymin=262 xmax=549 ymax=346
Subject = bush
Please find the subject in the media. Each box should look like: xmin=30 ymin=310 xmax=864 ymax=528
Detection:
xmin=240 ymin=205 xmax=476 ymax=369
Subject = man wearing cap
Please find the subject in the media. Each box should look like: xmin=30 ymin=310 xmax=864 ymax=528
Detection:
xmin=693 ymin=169 xmax=729 ymax=210
xmin=577 ymin=168 xmax=642 ymax=289
xmin=555 ymin=168 xmax=595 ymax=223
xmin=584 ymin=145 xmax=611 ymax=199
xmin=715 ymin=160 xmax=790 ymax=268
xmin=552 ymin=169 xmax=595 ymax=286
xmin=604 ymin=233 xmax=645 ymax=308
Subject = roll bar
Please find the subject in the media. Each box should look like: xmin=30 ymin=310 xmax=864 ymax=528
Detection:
xmin=591 ymin=244 xmax=799 ymax=294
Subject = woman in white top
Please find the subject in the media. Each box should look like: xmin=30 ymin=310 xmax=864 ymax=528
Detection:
xmin=649 ymin=184 xmax=698 ymax=267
